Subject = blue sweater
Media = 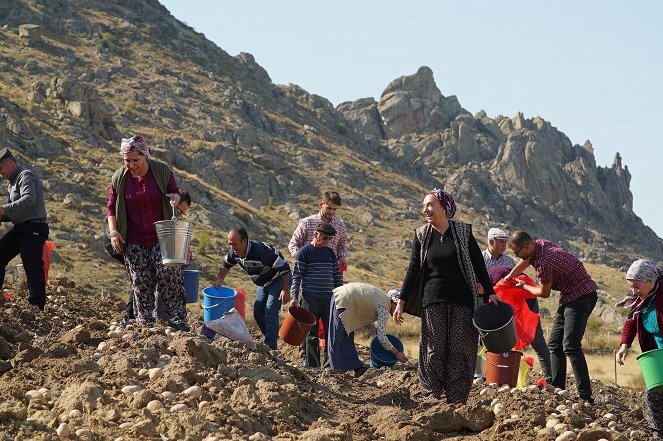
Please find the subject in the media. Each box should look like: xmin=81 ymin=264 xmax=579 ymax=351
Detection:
xmin=291 ymin=244 xmax=343 ymax=300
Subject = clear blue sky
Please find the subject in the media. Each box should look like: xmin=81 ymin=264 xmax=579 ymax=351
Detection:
xmin=160 ymin=1 xmax=663 ymax=238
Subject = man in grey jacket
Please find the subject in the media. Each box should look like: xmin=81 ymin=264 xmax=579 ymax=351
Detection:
xmin=0 ymin=148 xmax=49 ymax=310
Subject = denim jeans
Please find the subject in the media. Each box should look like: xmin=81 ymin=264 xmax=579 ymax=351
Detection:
xmin=254 ymin=278 xmax=284 ymax=350
xmin=548 ymin=291 xmax=597 ymax=400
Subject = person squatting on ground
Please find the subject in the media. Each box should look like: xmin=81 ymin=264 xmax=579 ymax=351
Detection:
xmin=0 ymin=148 xmax=49 ymax=311
xmin=506 ymin=231 xmax=597 ymax=403
xmin=616 ymin=259 xmax=663 ymax=438
xmin=106 ymin=135 xmax=188 ymax=331
xmin=291 ymin=222 xmax=343 ymax=368
xmin=327 ymin=283 xmax=408 ymax=377
xmin=214 ymin=226 xmax=291 ymax=350
xmin=394 ymin=188 xmax=498 ymax=404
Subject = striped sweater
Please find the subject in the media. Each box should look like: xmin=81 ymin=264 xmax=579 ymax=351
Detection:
xmin=291 ymin=244 xmax=343 ymax=300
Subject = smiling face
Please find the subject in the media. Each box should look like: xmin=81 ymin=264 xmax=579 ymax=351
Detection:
xmin=319 ymin=201 xmax=340 ymax=222
xmin=122 ymin=151 xmax=149 ymax=176
xmin=227 ymin=230 xmax=248 ymax=256
xmin=421 ymin=193 xmax=447 ymax=225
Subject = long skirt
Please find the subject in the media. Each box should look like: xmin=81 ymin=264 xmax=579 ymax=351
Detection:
xmin=327 ymin=299 xmax=363 ymax=371
xmin=419 ymin=301 xmax=478 ymax=403
xmin=645 ymin=389 xmax=663 ymax=437
xmin=124 ymin=243 xmax=186 ymax=326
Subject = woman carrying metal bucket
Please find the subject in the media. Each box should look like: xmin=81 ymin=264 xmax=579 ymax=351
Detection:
xmin=616 ymin=259 xmax=663 ymax=438
xmin=106 ymin=135 xmax=189 ymax=331
xmin=393 ymin=188 xmax=499 ymax=404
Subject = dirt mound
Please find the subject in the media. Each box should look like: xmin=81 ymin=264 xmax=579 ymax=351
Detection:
xmin=0 ymin=279 xmax=655 ymax=440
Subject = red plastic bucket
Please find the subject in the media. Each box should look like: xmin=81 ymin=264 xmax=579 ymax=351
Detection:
xmin=485 ymin=351 xmax=522 ymax=387
xmin=234 ymin=289 xmax=247 ymax=319
xmin=279 ymin=305 xmax=316 ymax=346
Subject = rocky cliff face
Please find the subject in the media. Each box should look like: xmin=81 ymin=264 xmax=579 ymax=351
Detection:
xmin=338 ymin=68 xmax=661 ymax=264
xmin=0 ymin=0 xmax=660 ymax=289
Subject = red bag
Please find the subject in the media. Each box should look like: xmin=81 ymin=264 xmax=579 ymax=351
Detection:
xmin=494 ymin=274 xmax=539 ymax=350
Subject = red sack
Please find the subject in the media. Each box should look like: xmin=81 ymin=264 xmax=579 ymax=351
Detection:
xmin=494 ymin=274 xmax=539 ymax=350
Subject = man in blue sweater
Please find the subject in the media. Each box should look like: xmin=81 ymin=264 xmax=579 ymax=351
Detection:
xmin=214 ymin=226 xmax=291 ymax=350
xmin=291 ymin=222 xmax=343 ymax=367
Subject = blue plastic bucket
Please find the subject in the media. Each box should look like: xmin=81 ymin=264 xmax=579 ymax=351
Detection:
xmin=183 ymin=270 xmax=200 ymax=303
xmin=369 ymin=334 xmax=404 ymax=368
xmin=202 ymin=287 xmax=237 ymax=323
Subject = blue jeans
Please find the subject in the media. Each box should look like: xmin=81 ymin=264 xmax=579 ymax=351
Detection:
xmin=548 ymin=291 xmax=597 ymax=400
xmin=254 ymin=278 xmax=284 ymax=350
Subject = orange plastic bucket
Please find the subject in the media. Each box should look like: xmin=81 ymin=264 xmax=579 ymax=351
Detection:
xmin=279 ymin=305 xmax=316 ymax=346
xmin=234 ymin=289 xmax=247 ymax=319
xmin=42 ymin=241 xmax=55 ymax=285
xmin=485 ymin=351 xmax=522 ymax=387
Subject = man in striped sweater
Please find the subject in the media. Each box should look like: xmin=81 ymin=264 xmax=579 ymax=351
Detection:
xmin=291 ymin=222 xmax=344 ymax=367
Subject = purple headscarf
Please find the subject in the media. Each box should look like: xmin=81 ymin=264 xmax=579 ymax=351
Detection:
xmin=428 ymin=188 xmax=456 ymax=218
xmin=120 ymin=135 xmax=151 ymax=159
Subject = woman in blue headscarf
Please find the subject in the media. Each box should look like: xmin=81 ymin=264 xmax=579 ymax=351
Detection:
xmin=616 ymin=259 xmax=663 ymax=439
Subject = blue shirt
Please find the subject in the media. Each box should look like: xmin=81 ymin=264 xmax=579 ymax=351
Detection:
xmin=291 ymin=244 xmax=343 ymax=300
xmin=643 ymin=301 xmax=663 ymax=349
xmin=223 ymin=240 xmax=290 ymax=287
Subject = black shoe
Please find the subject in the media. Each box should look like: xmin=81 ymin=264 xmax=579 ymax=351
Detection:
xmin=354 ymin=367 xmax=368 ymax=378
xmin=118 ymin=316 xmax=133 ymax=328
xmin=168 ymin=317 xmax=190 ymax=332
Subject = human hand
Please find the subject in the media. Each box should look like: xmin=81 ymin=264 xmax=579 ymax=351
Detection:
xmin=289 ymin=299 xmax=298 ymax=307
xmin=168 ymin=193 xmax=181 ymax=207
xmin=392 ymin=302 xmax=404 ymax=324
xmin=488 ymin=294 xmax=500 ymax=306
xmin=279 ymin=290 xmax=291 ymax=304
xmin=213 ymin=278 xmax=223 ymax=288
xmin=396 ymin=351 xmax=409 ymax=363
xmin=477 ymin=283 xmax=485 ymax=295
xmin=514 ymin=280 xmax=525 ymax=289
xmin=616 ymin=344 xmax=628 ymax=365
xmin=110 ymin=233 xmax=125 ymax=253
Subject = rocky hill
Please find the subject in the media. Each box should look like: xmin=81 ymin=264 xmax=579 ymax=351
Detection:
xmin=0 ymin=0 xmax=661 ymax=290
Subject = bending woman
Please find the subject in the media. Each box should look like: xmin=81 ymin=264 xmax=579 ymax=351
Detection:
xmin=616 ymin=259 xmax=663 ymax=438
xmin=327 ymin=283 xmax=408 ymax=377
xmin=393 ymin=188 xmax=498 ymax=404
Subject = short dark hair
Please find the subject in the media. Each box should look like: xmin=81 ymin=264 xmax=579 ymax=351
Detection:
xmin=180 ymin=191 xmax=192 ymax=206
xmin=323 ymin=191 xmax=342 ymax=206
xmin=510 ymin=230 xmax=533 ymax=247
xmin=230 ymin=226 xmax=248 ymax=242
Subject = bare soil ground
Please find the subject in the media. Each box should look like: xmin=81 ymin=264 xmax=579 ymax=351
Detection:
xmin=0 ymin=277 xmax=654 ymax=441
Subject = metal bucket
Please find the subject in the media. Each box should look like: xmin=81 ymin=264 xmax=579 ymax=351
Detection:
xmin=154 ymin=219 xmax=193 ymax=266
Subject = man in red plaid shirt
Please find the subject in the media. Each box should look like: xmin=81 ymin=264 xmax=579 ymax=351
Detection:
xmin=288 ymin=191 xmax=348 ymax=349
xmin=506 ymin=230 xmax=597 ymax=404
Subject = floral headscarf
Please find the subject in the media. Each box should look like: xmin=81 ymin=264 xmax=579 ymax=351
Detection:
xmin=626 ymin=259 xmax=662 ymax=282
xmin=120 ymin=135 xmax=151 ymax=159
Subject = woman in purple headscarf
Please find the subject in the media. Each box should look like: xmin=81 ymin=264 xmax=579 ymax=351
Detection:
xmin=106 ymin=135 xmax=189 ymax=331
xmin=616 ymin=259 xmax=663 ymax=438
xmin=393 ymin=188 xmax=499 ymax=404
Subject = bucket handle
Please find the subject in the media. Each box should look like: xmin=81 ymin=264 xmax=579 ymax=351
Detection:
xmin=202 ymin=302 xmax=231 ymax=310
xmin=481 ymin=355 xmax=521 ymax=369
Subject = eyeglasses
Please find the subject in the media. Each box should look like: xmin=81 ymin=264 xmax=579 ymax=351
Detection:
xmin=513 ymin=244 xmax=526 ymax=258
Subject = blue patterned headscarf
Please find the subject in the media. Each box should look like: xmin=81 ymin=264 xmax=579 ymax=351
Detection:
xmin=428 ymin=188 xmax=456 ymax=218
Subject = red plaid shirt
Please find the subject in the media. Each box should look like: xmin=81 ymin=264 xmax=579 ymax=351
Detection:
xmin=530 ymin=239 xmax=597 ymax=304
xmin=288 ymin=214 xmax=348 ymax=263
